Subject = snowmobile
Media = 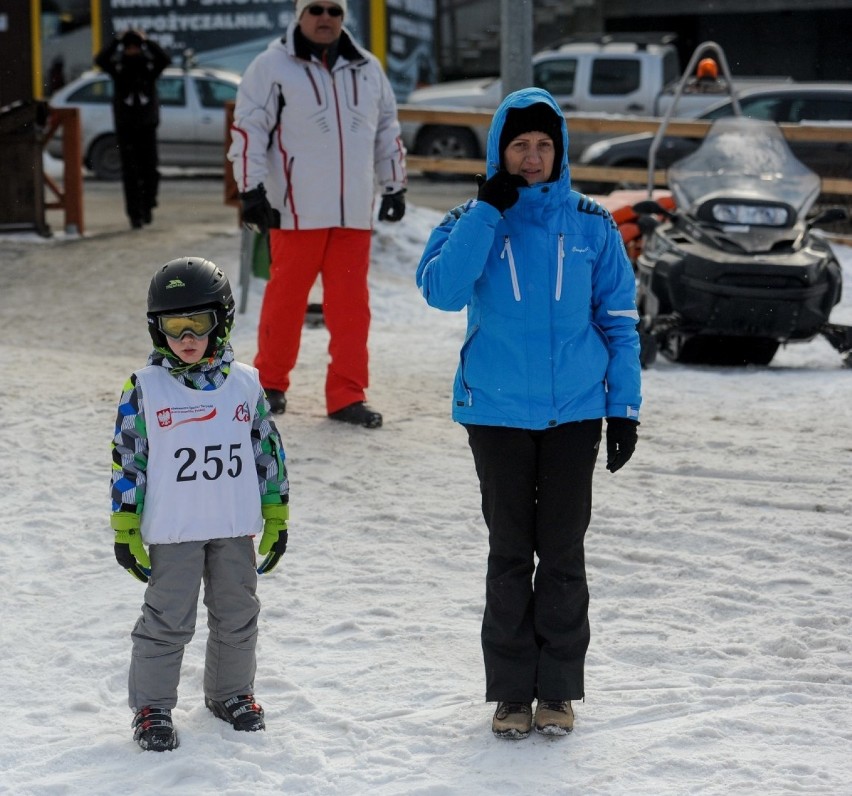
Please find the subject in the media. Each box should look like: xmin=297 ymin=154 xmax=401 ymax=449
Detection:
xmin=632 ymin=115 xmax=851 ymax=367
xmin=622 ymin=40 xmax=852 ymax=367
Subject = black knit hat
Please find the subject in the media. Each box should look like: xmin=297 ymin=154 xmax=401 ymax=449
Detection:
xmin=499 ymin=102 xmax=564 ymax=181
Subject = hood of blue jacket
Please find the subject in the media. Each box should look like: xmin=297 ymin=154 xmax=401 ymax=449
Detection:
xmin=485 ymin=87 xmax=571 ymax=187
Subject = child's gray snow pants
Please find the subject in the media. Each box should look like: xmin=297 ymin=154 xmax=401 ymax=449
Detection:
xmin=128 ymin=536 xmax=260 ymax=710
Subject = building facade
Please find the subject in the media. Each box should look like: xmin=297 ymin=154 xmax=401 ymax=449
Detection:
xmin=437 ymin=0 xmax=852 ymax=82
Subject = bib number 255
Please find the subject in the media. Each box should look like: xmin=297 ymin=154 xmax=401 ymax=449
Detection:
xmin=175 ymin=444 xmax=243 ymax=481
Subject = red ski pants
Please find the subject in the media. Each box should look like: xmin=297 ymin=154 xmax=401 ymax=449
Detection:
xmin=255 ymin=227 xmax=372 ymax=414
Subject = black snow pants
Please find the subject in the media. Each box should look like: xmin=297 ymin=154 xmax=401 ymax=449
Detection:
xmin=116 ymin=120 xmax=160 ymax=225
xmin=465 ymin=419 xmax=601 ymax=703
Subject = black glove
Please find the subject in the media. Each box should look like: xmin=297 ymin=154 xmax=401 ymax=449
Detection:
xmin=239 ymin=184 xmax=276 ymax=235
xmin=378 ymin=189 xmax=406 ymax=222
xmin=606 ymin=417 xmax=639 ymax=473
xmin=476 ymin=171 xmax=527 ymax=214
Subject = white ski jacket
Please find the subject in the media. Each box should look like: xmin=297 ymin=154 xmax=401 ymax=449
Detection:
xmin=229 ymin=21 xmax=406 ymax=231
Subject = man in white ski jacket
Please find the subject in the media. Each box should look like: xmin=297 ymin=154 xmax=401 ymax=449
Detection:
xmin=229 ymin=0 xmax=406 ymax=428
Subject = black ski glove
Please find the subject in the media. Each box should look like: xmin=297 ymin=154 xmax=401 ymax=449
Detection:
xmin=476 ymin=171 xmax=528 ymax=214
xmin=378 ymin=189 xmax=406 ymax=222
xmin=606 ymin=417 xmax=639 ymax=473
xmin=239 ymin=184 xmax=276 ymax=235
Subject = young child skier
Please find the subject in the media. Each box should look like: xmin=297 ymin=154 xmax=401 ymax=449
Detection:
xmin=110 ymin=256 xmax=289 ymax=751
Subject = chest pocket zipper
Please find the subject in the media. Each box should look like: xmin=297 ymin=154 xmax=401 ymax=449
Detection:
xmin=501 ymin=236 xmax=521 ymax=301
xmin=556 ymin=233 xmax=565 ymax=301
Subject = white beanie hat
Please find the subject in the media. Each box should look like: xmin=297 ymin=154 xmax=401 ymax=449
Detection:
xmin=295 ymin=0 xmax=346 ymax=18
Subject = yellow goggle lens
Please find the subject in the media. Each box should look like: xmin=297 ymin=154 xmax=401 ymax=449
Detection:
xmin=158 ymin=310 xmax=217 ymax=340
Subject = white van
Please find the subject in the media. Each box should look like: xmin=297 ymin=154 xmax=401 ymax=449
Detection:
xmin=400 ymin=36 xmax=681 ymax=164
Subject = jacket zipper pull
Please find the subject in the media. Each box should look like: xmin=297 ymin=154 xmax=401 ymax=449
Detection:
xmin=556 ymin=233 xmax=565 ymax=301
xmin=501 ymin=236 xmax=521 ymax=301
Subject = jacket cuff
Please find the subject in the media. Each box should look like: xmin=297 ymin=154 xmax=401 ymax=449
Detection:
xmin=606 ymin=404 xmax=641 ymax=421
xmin=262 ymin=503 xmax=289 ymax=523
xmin=110 ymin=511 xmax=141 ymax=532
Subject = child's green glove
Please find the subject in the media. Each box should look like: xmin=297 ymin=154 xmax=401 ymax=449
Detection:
xmin=111 ymin=512 xmax=151 ymax=582
xmin=257 ymin=503 xmax=289 ymax=575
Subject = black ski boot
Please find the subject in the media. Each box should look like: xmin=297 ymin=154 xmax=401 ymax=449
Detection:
xmin=205 ymin=694 xmax=266 ymax=732
xmin=328 ymin=401 xmax=383 ymax=429
xmin=132 ymin=706 xmax=179 ymax=752
xmin=305 ymin=302 xmax=325 ymax=328
xmin=265 ymin=389 xmax=287 ymax=414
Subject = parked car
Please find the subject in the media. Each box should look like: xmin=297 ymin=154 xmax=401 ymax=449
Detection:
xmin=576 ymin=83 xmax=852 ymax=194
xmin=400 ymin=35 xmax=681 ymax=166
xmin=47 ymin=66 xmax=241 ymax=180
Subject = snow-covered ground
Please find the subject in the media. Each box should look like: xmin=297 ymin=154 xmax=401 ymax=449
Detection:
xmin=1 ymin=203 xmax=851 ymax=795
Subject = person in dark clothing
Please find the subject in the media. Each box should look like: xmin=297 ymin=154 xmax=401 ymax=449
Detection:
xmin=48 ymin=56 xmax=66 ymax=95
xmin=95 ymin=29 xmax=170 ymax=229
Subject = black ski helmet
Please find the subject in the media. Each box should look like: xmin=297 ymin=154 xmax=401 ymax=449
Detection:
xmin=147 ymin=257 xmax=235 ymax=356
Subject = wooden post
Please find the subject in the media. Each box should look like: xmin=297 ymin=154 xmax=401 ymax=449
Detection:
xmin=60 ymin=108 xmax=84 ymax=234
xmin=42 ymin=107 xmax=85 ymax=235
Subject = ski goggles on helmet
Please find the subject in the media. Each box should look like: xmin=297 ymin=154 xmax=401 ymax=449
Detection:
xmin=157 ymin=310 xmax=217 ymax=340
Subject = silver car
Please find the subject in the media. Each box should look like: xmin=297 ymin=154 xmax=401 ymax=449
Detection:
xmin=47 ymin=66 xmax=240 ymax=180
xmin=576 ymin=84 xmax=852 ymax=194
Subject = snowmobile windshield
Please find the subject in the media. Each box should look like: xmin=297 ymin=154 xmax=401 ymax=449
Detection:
xmin=668 ymin=117 xmax=821 ymax=222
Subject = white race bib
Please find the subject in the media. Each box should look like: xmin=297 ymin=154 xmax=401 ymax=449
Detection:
xmin=137 ymin=363 xmax=263 ymax=544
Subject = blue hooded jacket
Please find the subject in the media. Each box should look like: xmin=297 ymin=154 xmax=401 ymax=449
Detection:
xmin=415 ymin=87 xmax=642 ymax=429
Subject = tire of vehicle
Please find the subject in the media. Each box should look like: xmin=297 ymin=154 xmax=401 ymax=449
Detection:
xmin=416 ymin=126 xmax=479 ymax=181
xmin=88 ymin=134 xmax=122 ymax=181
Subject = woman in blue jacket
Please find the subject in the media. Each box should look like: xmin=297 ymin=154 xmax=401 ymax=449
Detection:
xmin=416 ymin=87 xmax=642 ymax=739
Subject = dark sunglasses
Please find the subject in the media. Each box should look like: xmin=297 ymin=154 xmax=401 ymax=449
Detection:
xmin=307 ymin=5 xmax=343 ymax=16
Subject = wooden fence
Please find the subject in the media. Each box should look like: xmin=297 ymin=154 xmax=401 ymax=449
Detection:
xmin=397 ymin=106 xmax=852 ymax=197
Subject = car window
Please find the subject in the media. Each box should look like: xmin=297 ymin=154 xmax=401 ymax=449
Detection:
xmin=590 ymin=59 xmax=640 ymax=96
xmin=533 ymin=59 xmax=576 ymax=96
xmin=703 ymin=96 xmax=786 ymax=122
xmin=788 ymin=97 xmax=852 ymax=122
xmin=738 ymin=96 xmax=788 ymax=121
xmin=702 ymin=102 xmax=734 ymax=121
xmin=157 ymin=76 xmax=186 ymax=107
xmin=67 ymin=79 xmax=113 ymax=103
xmin=194 ymin=77 xmax=238 ymax=109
